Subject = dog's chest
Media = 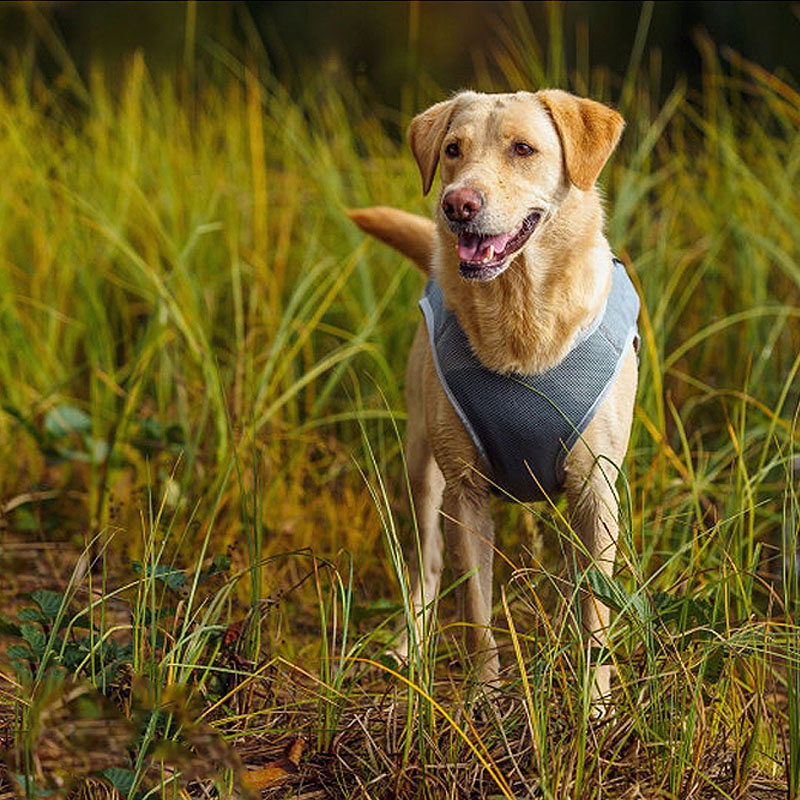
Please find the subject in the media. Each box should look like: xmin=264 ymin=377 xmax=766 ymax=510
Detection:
xmin=419 ymin=260 xmax=640 ymax=501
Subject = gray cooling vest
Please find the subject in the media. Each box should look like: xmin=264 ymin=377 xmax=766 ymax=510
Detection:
xmin=419 ymin=259 xmax=640 ymax=502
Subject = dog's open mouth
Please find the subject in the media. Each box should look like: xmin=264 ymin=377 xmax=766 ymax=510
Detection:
xmin=458 ymin=211 xmax=541 ymax=280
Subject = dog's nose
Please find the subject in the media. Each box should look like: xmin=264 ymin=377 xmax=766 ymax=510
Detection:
xmin=442 ymin=188 xmax=483 ymax=222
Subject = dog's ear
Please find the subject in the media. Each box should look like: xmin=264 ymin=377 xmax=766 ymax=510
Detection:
xmin=538 ymin=90 xmax=624 ymax=191
xmin=407 ymin=98 xmax=457 ymax=196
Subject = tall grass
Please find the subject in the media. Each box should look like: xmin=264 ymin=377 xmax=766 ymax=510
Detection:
xmin=1 ymin=2 xmax=799 ymax=798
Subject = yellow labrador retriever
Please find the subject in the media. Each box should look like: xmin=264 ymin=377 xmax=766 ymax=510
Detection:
xmin=349 ymin=90 xmax=638 ymax=701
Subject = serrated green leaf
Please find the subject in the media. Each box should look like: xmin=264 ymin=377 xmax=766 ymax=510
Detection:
xmin=31 ymin=589 xmax=65 ymax=620
xmin=7 ymin=644 xmax=34 ymax=660
xmin=202 ymin=552 xmax=231 ymax=581
xmin=585 ymin=569 xmax=651 ymax=624
xmin=102 ymin=767 xmax=136 ymax=794
xmin=702 ymin=645 xmax=725 ymax=684
xmin=688 ymin=598 xmax=714 ymax=627
xmin=132 ymin=561 xmax=186 ymax=590
xmin=10 ymin=773 xmax=41 ymax=796
xmin=650 ymin=590 xmax=677 ymax=614
xmin=100 ymin=660 xmax=123 ymax=684
xmin=20 ymin=623 xmax=47 ymax=655
xmin=62 ymin=643 xmax=88 ymax=670
xmin=145 ymin=563 xmax=186 ymax=590
xmin=0 ymin=612 xmax=22 ymax=637
xmin=165 ymin=571 xmax=186 ymax=590
xmin=584 ymin=568 xmax=629 ymax=613
xmin=18 ymin=606 xmax=48 ymax=623
xmin=650 ymin=590 xmax=714 ymax=629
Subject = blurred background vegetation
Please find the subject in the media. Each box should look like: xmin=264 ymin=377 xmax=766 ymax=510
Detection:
xmin=1 ymin=1 xmax=798 ymax=107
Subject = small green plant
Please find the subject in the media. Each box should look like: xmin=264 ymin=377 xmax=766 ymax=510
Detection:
xmin=3 ymin=588 xmax=130 ymax=685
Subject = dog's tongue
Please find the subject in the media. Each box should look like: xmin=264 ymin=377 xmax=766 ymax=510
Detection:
xmin=458 ymin=231 xmax=513 ymax=262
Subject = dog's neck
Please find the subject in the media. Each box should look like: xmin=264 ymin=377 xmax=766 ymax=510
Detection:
xmin=434 ymin=189 xmax=613 ymax=375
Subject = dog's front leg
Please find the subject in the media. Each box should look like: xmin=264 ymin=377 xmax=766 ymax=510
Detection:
xmin=443 ymin=480 xmax=499 ymax=685
xmin=565 ymin=465 xmax=619 ymax=703
xmin=565 ymin=347 xmax=637 ymax=706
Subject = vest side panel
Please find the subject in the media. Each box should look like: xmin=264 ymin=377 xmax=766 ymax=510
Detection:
xmin=558 ymin=261 xmax=641 ymax=463
xmin=419 ymin=285 xmax=493 ymax=473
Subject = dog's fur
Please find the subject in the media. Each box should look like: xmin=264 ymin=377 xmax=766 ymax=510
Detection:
xmin=349 ymin=90 xmax=637 ymax=700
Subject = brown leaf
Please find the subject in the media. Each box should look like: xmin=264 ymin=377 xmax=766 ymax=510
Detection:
xmin=241 ymin=737 xmax=304 ymax=791
xmin=240 ymin=761 xmax=295 ymax=791
xmin=286 ymin=737 xmax=305 ymax=767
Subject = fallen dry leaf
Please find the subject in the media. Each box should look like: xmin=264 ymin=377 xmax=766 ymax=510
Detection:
xmin=240 ymin=737 xmax=305 ymax=791
xmin=286 ymin=737 xmax=305 ymax=767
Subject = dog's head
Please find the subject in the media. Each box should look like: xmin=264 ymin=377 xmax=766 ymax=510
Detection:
xmin=408 ymin=90 xmax=624 ymax=281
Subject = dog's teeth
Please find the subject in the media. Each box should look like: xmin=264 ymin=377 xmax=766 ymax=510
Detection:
xmin=485 ymin=245 xmax=495 ymax=261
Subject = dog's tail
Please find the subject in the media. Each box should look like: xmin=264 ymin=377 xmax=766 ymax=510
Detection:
xmin=346 ymin=206 xmax=435 ymax=274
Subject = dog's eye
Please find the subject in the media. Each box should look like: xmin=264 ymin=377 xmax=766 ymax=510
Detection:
xmin=514 ymin=142 xmax=536 ymax=157
xmin=444 ymin=142 xmax=460 ymax=158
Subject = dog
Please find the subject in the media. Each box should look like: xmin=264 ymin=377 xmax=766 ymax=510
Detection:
xmin=348 ymin=90 xmax=639 ymax=701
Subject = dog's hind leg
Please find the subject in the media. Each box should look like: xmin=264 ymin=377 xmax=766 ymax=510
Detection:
xmin=395 ymin=323 xmax=446 ymax=662
xmin=401 ymin=422 xmax=445 ymax=656
xmin=443 ymin=481 xmax=499 ymax=686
